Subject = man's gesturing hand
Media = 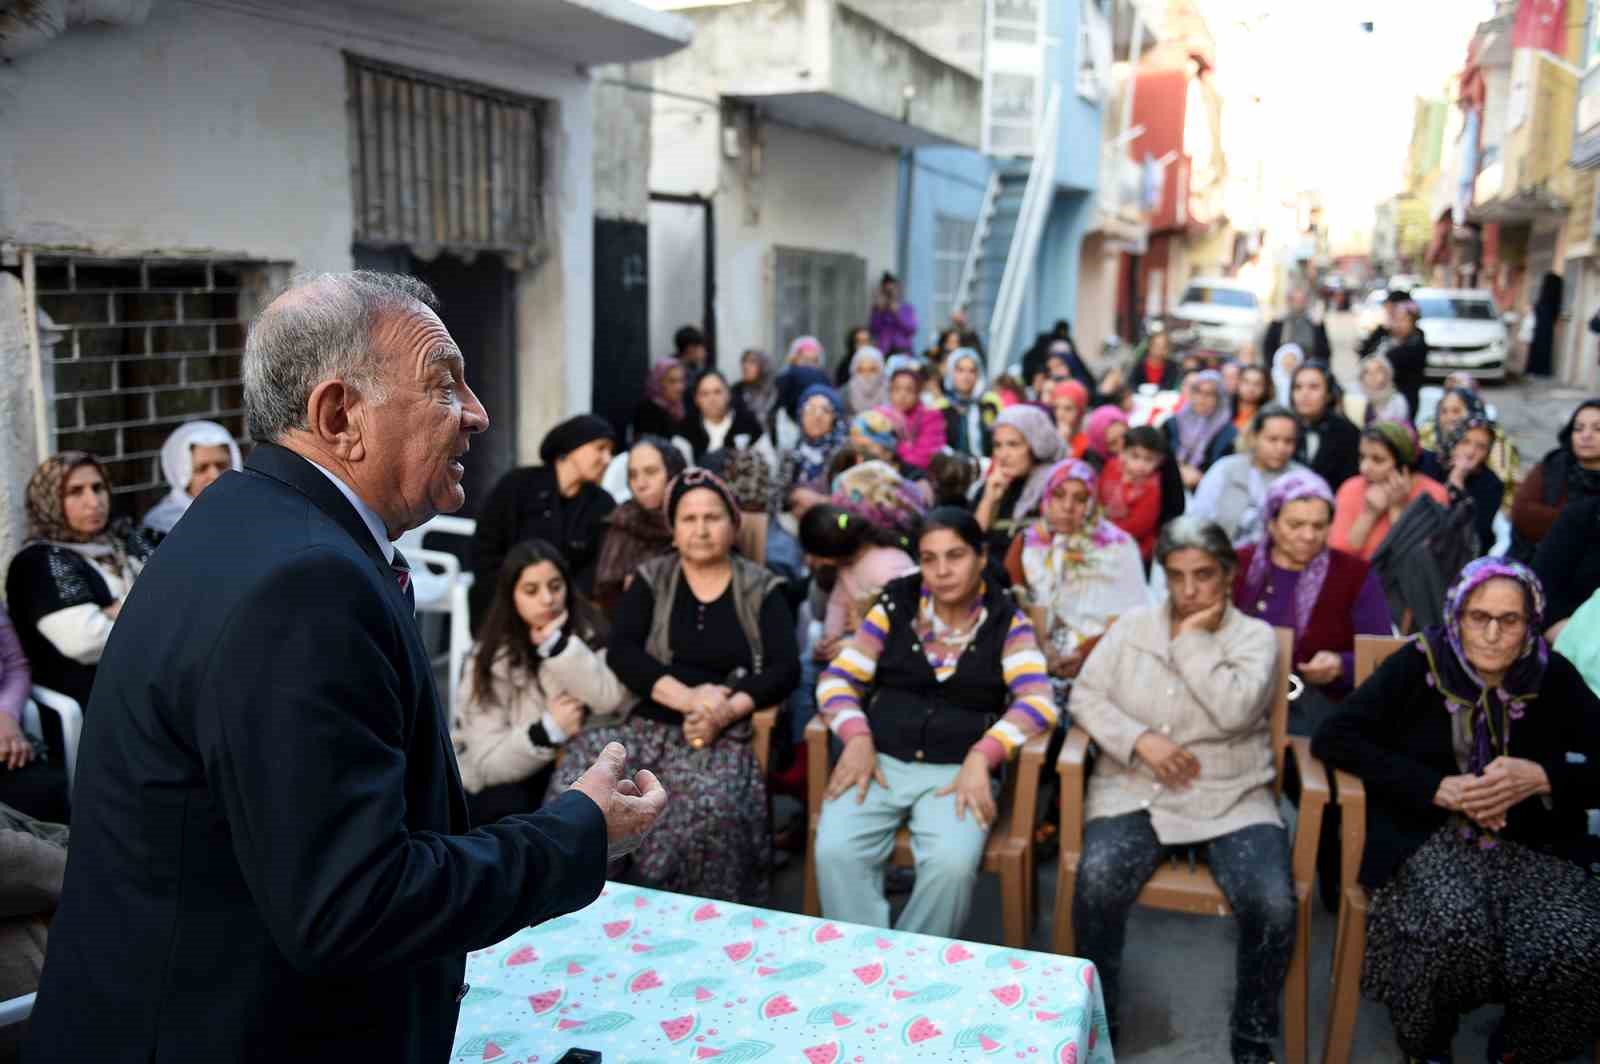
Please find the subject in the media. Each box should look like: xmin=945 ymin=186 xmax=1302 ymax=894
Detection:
xmin=570 ymin=742 xmax=667 ymax=860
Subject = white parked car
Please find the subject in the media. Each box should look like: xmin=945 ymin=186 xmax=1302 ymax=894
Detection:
xmin=1171 ymin=278 xmax=1263 ymax=354
xmin=1412 ymin=288 xmax=1510 ymax=381
xmin=1356 ymin=289 xmax=1388 ymax=336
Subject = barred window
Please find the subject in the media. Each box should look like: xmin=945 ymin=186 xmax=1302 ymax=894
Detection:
xmin=773 ymin=247 xmax=868 ymax=360
xmin=931 ymin=214 xmax=977 ymax=336
xmin=346 ymin=54 xmax=547 ymax=260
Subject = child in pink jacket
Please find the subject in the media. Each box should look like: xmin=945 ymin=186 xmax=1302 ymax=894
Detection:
xmin=886 ymin=355 xmax=948 ymax=471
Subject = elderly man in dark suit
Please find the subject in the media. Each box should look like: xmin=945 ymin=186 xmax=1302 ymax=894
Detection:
xmin=24 ymin=272 xmax=666 ymax=1064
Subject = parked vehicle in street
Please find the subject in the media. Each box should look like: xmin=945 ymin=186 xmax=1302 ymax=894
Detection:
xmin=1412 ymin=287 xmax=1509 ymax=380
xmin=1357 ymin=288 xmax=1388 ymax=335
xmin=1170 ymin=278 xmax=1263 ymax=355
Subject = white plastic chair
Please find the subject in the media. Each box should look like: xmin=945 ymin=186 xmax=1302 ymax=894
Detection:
xmin=22 ymin=685 xmax=83 ymax=793
xmin=0 ymin=991 xmax=36 ymax=1030
xmin=395 ymin=515 xmax=476 ymax=710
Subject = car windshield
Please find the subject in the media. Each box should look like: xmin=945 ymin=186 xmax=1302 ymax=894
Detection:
xmin=1415 ymin=297 xmax=1496 ymax=321
xmin=1181 ymin=286 xmax=1257 ymax=309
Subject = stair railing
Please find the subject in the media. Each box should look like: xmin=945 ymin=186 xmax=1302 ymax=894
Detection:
xmin=988 ymin=83 xmax=1062 ymax=375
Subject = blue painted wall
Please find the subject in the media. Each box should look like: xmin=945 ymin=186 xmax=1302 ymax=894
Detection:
xmin=897 ymin=0 xmax=1107 ymax=356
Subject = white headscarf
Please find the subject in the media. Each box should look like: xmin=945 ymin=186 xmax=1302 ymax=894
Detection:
xmin=142 ymin=420 xmax=241 ymax=534
xmin=1270 ymin=343 xmax=1304 ymax=408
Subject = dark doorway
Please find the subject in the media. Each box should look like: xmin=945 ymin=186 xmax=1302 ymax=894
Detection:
xmin=354 ymin=245 xmax=518 ymax=517
xmin=593 ymin=218 xmax=650 ymax=440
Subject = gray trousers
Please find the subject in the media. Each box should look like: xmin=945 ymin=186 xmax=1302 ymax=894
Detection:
xmin=813 ymin=753 xmax=991 ymax=938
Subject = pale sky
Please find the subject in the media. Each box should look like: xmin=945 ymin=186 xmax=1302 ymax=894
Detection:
xmin=1197 ymin=0 xmax=1498 ymax=242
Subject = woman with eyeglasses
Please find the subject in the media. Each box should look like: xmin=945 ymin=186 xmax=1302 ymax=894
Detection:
xmin=1313 ymin=559 xmax=1600 ymax=1064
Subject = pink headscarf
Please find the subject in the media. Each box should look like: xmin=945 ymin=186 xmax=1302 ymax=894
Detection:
xmin=1084 ymin=405 xmax=1129 ymax=458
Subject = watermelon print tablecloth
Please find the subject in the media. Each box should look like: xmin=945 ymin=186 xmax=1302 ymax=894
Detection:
xmin=451 ymin=882 xmax=1113 ymax=1064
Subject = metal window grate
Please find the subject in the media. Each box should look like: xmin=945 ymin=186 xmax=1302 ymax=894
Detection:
xmin=27 ymin=255 xmax=267 ymax=517
xmin=773 ymin=247 xmax=867 ymax=361
xmin=346 ymin=54 xmax=547 ymax=259
xmin=931 ymin=214 xmax=977 ymax=337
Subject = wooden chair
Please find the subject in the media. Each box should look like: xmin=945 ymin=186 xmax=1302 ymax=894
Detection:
xmin=1321 ymin=637 xmax=1600 ymax=1064
xmin=1320 ymin=634 xmax=1405 ymax=1064
xmin=1051 ymin=626 xmax=1327 ymax=1064
xmin=799 ymin=716 xmax=1052 ymax=948
xmin=750 ymin=707 xmax=777 ymax=774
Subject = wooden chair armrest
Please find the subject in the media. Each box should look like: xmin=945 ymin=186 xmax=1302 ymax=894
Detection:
xmin=1286 ymin=737 xmax=1331 ymax=890
xmin=804 ymin=716 xmax=831 ymax=820
xmin=1332 ymin=767 xmax=1367 ymax=894
xmin=1001 ymin=728 xmax=1053 ymax=846
xmin=750 ymin=707 xmax=777 ymax=775
xmin=1056 ymin=727 xmax=1093 ymax=862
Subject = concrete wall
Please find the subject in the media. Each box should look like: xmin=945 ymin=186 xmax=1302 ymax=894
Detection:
xmin=0 ymin=0 xmax=603 ymax=469
xmin=594 ymin=63 xmax=658 ymax=223
xmin=899 ymin=146 xmax=991 ymax=349
xmin=716 ymin=121 xmax=899 ymax=368
xmin=843 ymin=0 xmax=983 ymax=76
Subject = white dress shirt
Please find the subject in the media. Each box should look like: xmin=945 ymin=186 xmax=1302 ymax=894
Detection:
xmin=306 ymin=459 xmax=397 ymax=565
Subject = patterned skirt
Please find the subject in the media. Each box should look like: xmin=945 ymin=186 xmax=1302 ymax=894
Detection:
xmin=1362 ymin=825 xmax=1600 ymax=1061
xmin=548 ymin=715 xmax=772 ymax=905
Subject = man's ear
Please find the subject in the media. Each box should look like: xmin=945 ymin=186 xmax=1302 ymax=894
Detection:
xmin=305 ymin=379 xmax=364 ymax=461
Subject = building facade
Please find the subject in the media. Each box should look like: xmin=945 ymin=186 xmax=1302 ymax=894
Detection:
xmin=0 ymin=0 xmax=691 ymax=558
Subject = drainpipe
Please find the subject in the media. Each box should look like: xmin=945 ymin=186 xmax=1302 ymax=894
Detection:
xmin=0 ymin=0 xmax=153 ymax=60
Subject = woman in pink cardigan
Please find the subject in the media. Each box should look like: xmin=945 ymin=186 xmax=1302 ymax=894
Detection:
xmin=886 ymin=355 xmax=947 ymax=471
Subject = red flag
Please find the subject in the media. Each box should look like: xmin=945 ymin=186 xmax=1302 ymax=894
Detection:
xmin=1512 ymin=0 xmax=1567 ymax=55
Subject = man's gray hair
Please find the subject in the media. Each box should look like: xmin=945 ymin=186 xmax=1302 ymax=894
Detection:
xmin=1155 ymin=515 xmax=1239 ymax=572
xmin=242 ymin=271 xmax=440 ymax=441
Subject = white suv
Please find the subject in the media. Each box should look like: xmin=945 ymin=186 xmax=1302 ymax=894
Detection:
xmin=1172 ymin=278 xmax=1263 ymax=354
xmin=1411 ymin=288 xmax=1509 ymax=381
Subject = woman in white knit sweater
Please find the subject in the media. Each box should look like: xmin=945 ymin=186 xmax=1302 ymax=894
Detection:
xmin=451 ymin=538 xmax=634 ymax=822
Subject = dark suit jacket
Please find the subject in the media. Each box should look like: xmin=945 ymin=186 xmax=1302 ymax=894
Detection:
xmin=25 ymin=443 xmax=607 ymax=1064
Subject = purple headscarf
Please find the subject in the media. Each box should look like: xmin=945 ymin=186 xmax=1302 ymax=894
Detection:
xmin=1417 ymin=558 xmax=1549 ymax=777
xmin=646 ymin=359 xmax=686 ymax=422
xmin=1172 ymin=370 xmax=1232 ymax=467
xmin=1238 ymin=469 xmax=1336 ymax=637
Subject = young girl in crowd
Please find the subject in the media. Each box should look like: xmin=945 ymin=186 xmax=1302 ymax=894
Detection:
xmin=1051 ymin=379 xmax=1090 ymax=457
xmin=1098 ymin=425 xmax=1169 ymax=564
xmin=452 ymin=539 xmax=633 ymax=824
xmin=1231 ymin=365 xmax=1274 ymax=432
xmin=886 ymin=356 xmax=947 ymax=471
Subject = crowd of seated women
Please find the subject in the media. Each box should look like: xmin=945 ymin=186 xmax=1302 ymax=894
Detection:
xmin=4 ymin=316 xmax=1599 ymax=1064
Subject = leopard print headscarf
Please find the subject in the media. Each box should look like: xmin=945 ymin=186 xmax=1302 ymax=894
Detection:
xmin=26 ymin=452 xmax=106 ymax=545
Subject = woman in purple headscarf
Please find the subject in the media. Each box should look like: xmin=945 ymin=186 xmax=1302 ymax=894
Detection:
xmin=1164 ymin=369 xmax=1239 ymax=491
xmin=631 ymin=358 xmax=691 ymax=442
xmin=1313 ymin=559 xmax=1600 ymax=1064
xmin=1232 ymin=469 xmax=1390 ymax=733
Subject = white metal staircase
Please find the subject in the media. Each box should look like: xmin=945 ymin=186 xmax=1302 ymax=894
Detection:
xmin=954 ymin=84 xmax=1062 ymax=376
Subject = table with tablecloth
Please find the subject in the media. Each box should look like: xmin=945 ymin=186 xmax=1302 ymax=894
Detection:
xmin=450 ymin=882 xmax=1112 ymax=1064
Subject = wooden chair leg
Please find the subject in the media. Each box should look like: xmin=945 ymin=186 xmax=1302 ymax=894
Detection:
xmin=999 ymin=854 xmax=1026 ymax=949
xmin=1283 ymin=889 xmax=1310 ymax=1064
xmin=1052 ymin=853 xmax=1076 ymax=956
xmin=1322 ymin=889 xmax=1366 ymax=1064
xmin=802 ymin=823 xmax=821 ymax=917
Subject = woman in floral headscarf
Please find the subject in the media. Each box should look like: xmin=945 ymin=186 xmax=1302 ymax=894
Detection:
xmin=1004 ymin=459 xmax=1147 ymax=703
xmin=1313 ymin=559 xmax=1600 ymax=1064
xmin=773 ymin=383 xmax=848 ymax=519
xmin=1419 ymin=383 xmax=1521 ymax=510
xmin=844 ymin=346 xmax=888 ymax=417
xmin=1420 ymin=407 xmax=1505 ymax=553
xmin=5 ymin=453 xmax=156 ymax=708
xmin=1233 ymin=470 xmax=1389 ymax=725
